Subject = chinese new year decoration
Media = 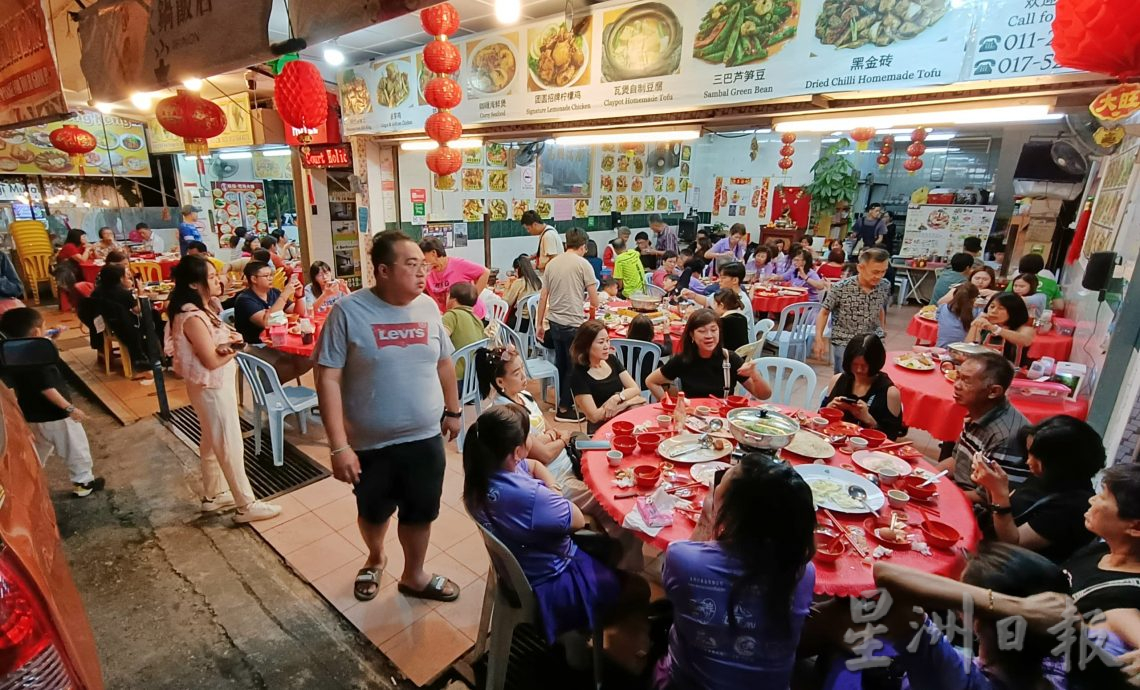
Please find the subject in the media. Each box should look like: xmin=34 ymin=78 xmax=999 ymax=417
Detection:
xmin=420 ymin=2 xmax=463 ymax=178
xmin=49 ymin=124 xmax=97 ymax=174
xmin=1052 ymin=0 xmax=1140 ymax=81
xmin=1089 ymin=83 xmax=1140 ymax=122
xmin=903 ymin=127 xmax=927 ymax=176
xmin=155 ymin=90 xmax=227 ymax=174
xmin=778 ymin=132 xmax=796 ymax=173
xmin=876 ymin=134 xmax=894 ymax=169
xmin=274 ymin=60 xmax=329 ymax=148
xmin=850 ymin=127 xmax=876 ymax=151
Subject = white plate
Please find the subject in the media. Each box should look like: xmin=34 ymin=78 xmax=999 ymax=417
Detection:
xmin=783 ymin=430 xmax=836 ymax=459
xmin=685 ymin=418 xmax=732 ymax=439
xmin=794 ymin=464 xmax=885 ymax=514
xmin=851 ymin=450 xmax=913 ymax=477
xmin=690 ymin=461 xmax=731 ymax=487
xmin=466 ymin=37 xmax=519 ymax=96
xmin=657 ymin=433 xmax=732 ymax=464
xmin=893 ymin=354 xmax=936 ymax=371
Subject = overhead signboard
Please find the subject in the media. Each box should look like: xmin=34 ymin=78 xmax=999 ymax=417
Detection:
xmin=301 ymin=144 xmax=352 ymax=169
xmin=0 ymin=107 xmax=152 ymax=177
xmin=0 ymin=0 xmax=68 ymax=128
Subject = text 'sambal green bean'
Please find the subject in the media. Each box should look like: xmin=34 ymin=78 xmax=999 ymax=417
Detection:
xmin=692 ymin=0 xmax=800 ymax=68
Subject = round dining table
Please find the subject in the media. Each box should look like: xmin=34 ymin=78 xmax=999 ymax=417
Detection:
xmin=261 ymin=313 xmax=327 ymax=358
xmin=600 ymin=299 xmax=685 ymax=355
xmin=80 ymin=255 xmax=179 ymax=283
xmin=750 ymin=289 xmax=805 ymax=316
xmin=884 ymin=350 xmax=1089 ymax=442
xmin=581 ymin=400 xmax=981 ymax=597
xmin=905 ymin=314 xmax=1074 ymax=361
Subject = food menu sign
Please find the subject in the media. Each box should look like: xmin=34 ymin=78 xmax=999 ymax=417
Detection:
xmin=210 ymin=181 xmax=269 ymax=237
xmin=898 ymin=204 xmax=998 ymax=259
xmin=340 ymin=0 xmax=1060 ymax=136
xmin=0 ymin=107 xmax=151 ymax=177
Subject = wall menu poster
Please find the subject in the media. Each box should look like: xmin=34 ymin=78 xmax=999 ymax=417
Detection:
xmin=898 ymin=204 xmax=998 ymax=259
xmin=332 ymin=220 xmax=362 ymax=289
xmin=210 ymin=181 xmax=269 ymax=237
xmin=0 ymin=107 xmax=152 ymax=177
xmin=339 ymin=0 xmax=1063 ymax=137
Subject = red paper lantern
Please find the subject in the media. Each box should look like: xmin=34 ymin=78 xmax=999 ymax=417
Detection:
xmin=1053 ymin=0 xmax=1140 ymax=79
xmin=877 ymin=154 xmax=891 ymax=168
xmin=851 ymin=127 xmax=876 ymax=150
xmin=274 ymin=60 xmax=328 ymax=145
xmin=421 ymin=2 xmax=460 ymax=37
xmin=879 ymin=140 xmax=894 ymax=155
xmin=50 ymin=124 xmax=97 ymax=174
xmin=423 ymin=40 xmax=461 ymax=75
xmin=906 ymin=142 xmax=927 ymax=157
xmin=155 ymin=89 xmax=227 ymax=171
xmin=426 ymin=145 xmax=463 ymax=176
xmin=424 ymin=77 xmax=463 ymax=110
xmin=425 ymin=111 xmax=463 ymax=144
xmin=779 ymin=144 xmax=795 ymax=157
xmin=910 ymin=128 xmax=928 ymax=143
xmin=882 ymin=135 xmax=895 ymax=146
xmin=777 ymin=157 xmax=794 ymax=171
xmin=780 ymin=132 xmax=797 ymax=145
xmin=903 ymin=157 xmax=924 ymax=175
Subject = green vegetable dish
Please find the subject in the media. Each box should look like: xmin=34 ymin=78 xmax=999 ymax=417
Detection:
xmin=693 ymin=0 xmax=800 ymax=67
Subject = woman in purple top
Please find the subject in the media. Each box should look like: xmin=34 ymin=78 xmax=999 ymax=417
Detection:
xmin=655 ymin=453 xmax=817 ymax=690
xmin=462 ymin=405 xmax=624 ymax=644
xmin=780 ymin=247 xmax=829 ymax=301
xmin=705 ymin=224 xmax=748 ymax=271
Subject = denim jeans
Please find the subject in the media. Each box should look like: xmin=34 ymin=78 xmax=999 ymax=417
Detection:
xmin=549 ymin=322 xmax=578 ymax=410
xmin=831 ymin=342 xmax=846 ymax=374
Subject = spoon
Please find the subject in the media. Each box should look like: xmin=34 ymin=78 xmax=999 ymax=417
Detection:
xmin=848 ymin=485 xmax=876 ymax=514
xmin=918 ymin=470 xmax=949 ymax=488
xmin=671 ymin=434 xmax=713 ymax=459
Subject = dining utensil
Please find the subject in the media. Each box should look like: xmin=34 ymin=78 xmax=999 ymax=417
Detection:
xmin=666 ymin=481 xmax=704 ymax=495
xmin=614 ymin=492 xmax=641 ymax=500
xmin=823 ymin=508 xmax=867 ymax=557
xmin=725 ymin=406 xmax=799 ymax=450
xmin=847 ymin=485 xmax=875 ymax=514
xmin=918 ymin=470 xmax=948 ymax=487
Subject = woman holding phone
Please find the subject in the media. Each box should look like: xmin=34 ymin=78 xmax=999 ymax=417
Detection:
xmin=820 ymin=333 xmax=905 ymax=439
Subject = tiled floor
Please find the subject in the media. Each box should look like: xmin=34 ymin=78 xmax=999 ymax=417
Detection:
xmin=52 ymin=293 xmax=942 ymax=687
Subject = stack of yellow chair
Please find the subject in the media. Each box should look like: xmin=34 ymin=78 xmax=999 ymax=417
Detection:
xmin=9 ymin=220 xmax=56 ymax=305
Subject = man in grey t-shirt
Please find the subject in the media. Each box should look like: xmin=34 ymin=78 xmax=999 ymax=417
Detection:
xmin=314 ymin=231 xmax=462 ymax=604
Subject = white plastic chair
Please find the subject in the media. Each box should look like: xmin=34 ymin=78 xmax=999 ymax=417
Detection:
xmin=521 ymin=295 xmax=553 ymax=363
xmin=610 ymin=338 xmax=662 ymax=401
xmin=484 ymin=293 xmax=509 ymax=326
xmin=736 ymin=318 xmax=776 ymax=360
xmin=764 ymin=301 xmax=824 ymax=361
xmin=751 ymin=356 xmax=819 ymax=410
xmin=498 ymin=323 xmax=558 ymax=407
xmin=234 ymin=352 xmax=319 ymax=466
xmin=220 ymin=308 xmax=235 ymax=327
xmin=472 ymin=522 xmax=604 ymax=690
xmin=513 ymin=292 xmax=537 ymax=337
xmin=644 ymin=271 xmax=654 ymax=285
xmin=453 ymin=338 xmax=490 ymax=446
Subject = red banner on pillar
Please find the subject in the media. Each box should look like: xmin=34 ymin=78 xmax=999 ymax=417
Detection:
xmin=0 ymin=0 xmax=67 ymax=128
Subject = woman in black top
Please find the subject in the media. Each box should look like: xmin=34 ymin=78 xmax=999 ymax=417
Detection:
xmin=712 ymin=290 xmax=749 ymax=352
xmin=645 ymin=309 xmax=771 ymax=401
xmin=568 ymin=320 xmax=645 ymax=433
xmin=91 ymin=264 xmax=149 ymax=373
xmin=971 ymin=415 xmax=1102 ymax=564
xmin=821 ymin=333 xmax=905 ymax=439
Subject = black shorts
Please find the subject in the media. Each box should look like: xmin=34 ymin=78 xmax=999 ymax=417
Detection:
xmin=354 ymin=436 xmax=446 ymax=526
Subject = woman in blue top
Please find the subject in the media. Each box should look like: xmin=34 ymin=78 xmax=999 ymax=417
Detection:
xmin=654 ymin=453 xmax=816 ymax=690
xmin=780 ymin=247 xmax=828 ymax=302
xmin=463 ymin=405 xmax=631 ymax=644
xmin=936 ymin=282 xmax=980 ymax=347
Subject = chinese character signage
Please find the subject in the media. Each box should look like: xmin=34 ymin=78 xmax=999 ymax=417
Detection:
xmin=211 ymin=181 xmax=269 ymax=236
xmin=1089 ymin=84 xmax=1140 ymax=123
xmin=0 ymin=108 xmax=152 ymax=177
xmin=0 ymin=0 xmax=67 ymax=128
xmin=300 ymin=144 xmax=352 ymax=169
xmin=961 ymin=0 xmax=1076 ymax=82
xmin=146 ymin=93 xmax=254 ymax=153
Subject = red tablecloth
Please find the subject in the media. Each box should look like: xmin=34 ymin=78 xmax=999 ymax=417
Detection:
xmin=581 ymin=400 xmax=981 ymax=598
xmin=905 ymin=315 xmax=1074 ymax=361
xmin=885 ymin=350 xmax=1089 ymax=442
xmin=80 ymin=258 xmax=178 ymax=284
xmin=607 ymin=326 xmax=684 ymax=355
xmin=751 ymin=291 xmax=805 ymax=315
xmin=906 ymin=314 xmax=939 ymax=346
xmin=261 ymin=316 xmax=325 ymax=358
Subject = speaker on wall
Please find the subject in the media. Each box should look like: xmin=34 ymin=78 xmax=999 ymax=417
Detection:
xmin=1082 ymin=251 xmax=1117 ymax=292
xmin=610 ymin=211 xmax=623 ymax=229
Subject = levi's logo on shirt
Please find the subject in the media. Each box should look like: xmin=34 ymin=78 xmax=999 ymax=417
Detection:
xmin=372 ymin=322 xmax=429 ymax=348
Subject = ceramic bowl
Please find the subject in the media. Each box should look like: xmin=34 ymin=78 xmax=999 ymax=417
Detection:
xmin=920 ymin=520 xmax=961 ymax=550
xmin=819 ymin=408 xmax=844 ymax=423
xmin=612 ymin=421 xmax=635 ymax=436
xmin=887 ymin=489 xmax=910 ymax=509
xmin=612 ymin=435 xmax=637 ymax=454
xmin=606 ymin=450 xmax=623 ymax=467
xmin=636 ymin=433 xmax=663 ymax=454
xmin=900 ymin=475 xmax=937 ymax=500
xmin=858 ymin=429 xmax=888 ymax=448
xmin=634 ymin=464 xmax=660 ymax=489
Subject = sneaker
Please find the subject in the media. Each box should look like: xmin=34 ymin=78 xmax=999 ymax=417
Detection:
xmin=72 ymin=477 xmax=106 ymax=498
xmin=555 ymin=408 xmax=585 ymax=423
xmin=201 ymin=491 xmax=236 ymax=512
xmin=233 ymin=501 xmax=282 ymax=524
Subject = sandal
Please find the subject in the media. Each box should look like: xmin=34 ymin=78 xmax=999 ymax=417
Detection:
xmin=353 ymin=566 xmax=382 ymax=602
xmin=397 ymin=574 xmax=460 ymax=602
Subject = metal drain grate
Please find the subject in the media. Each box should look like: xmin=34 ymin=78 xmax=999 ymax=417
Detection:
xmin=162 ymin=406 xmax=330 ymax=500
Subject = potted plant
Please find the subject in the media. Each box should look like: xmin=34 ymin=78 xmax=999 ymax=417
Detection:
xmin=804 ymin=137 xmax=860 ymax=238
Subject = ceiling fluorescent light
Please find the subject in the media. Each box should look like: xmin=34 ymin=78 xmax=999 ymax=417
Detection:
xmin=399 ymin=138 xmax=483 ymax=151
xmin=218 ymin=152 xmax=252 ymax=160
xmin=774 ymin=105 xmax=1059 ymax=133
xmin=323 ymin=44 xmax=345 ymax=66
xmin=261 ymin=148 xmax=293 ymax=157
xmin=554 ymin=130 xmax=701 ymax=146
xmin=494 ymin=0 xmax=521 ymax=23
xmin=129 ymin=92 xmax=153 ymax=110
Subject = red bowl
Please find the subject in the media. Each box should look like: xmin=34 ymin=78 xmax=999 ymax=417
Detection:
xmin=612 ymin=435 xmax=638 ymax=454
xmin=725 ymin=395 xmax=749 ymax=409
xmin=814 ymin=535 xmax=846 ymax=563
xmin=633 ymin=464 xmax=661 ymax=489
xmin=819 ymin=408 xmax=844 ymax=423
xmin=660 ymin=397 xmax=677 ymax=413
xmin=920 ymin=520 xmax=961 ymax=550
xmin=636 ymin=433 xmax=663 ymax=453
xmin=900 ymin=475 xmax=937 ymax=500
xmin=858 ymin=429 xmax=888 ymax=448
xmin=612 ymin=421 xmax=635 ymax=436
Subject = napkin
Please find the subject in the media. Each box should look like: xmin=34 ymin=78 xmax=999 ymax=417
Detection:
xmin=623 ymin=508 xmax=665 ymax=537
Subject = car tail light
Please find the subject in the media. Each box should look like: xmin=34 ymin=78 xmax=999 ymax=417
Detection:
xmin=0 ymin=547 xmax=78 ymax=688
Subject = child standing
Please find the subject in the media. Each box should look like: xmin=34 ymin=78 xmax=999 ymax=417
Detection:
xmin=0 ymin=308 xmax=103 ymax=497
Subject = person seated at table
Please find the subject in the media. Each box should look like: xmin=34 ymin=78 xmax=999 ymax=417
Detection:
xmin=936 ymin=282 xmax=980 ymax=348
xmin=635 ymin=231 xmax=659 ymax=271
xmin=233 ymin=260 xmax=306 ymax=345
xmin=821 ymin=333 xmax=905 ymax=439
xmin=940 ymin=351 xmax=1029 ymax=499
xmin=463 ymin=405 xmax=649 ymax=645
xmin=502 ymin=254 xmax=542 ymax=330
xmin=303 ymin=260 xmax=347 ymax=312
xmin=1007 ymin=252 xmax=1064 ymax=312
xmin=931 ymin=252 xmax=975 ymax=304
xmin=971 ymin=415 xmax=1103 ymax=564
xmin=54 ymin=228 xmax=94 ymax=310
xmin=938 ymin=264 xmax=998 ymax=306
xmin=646 ymin=309 xmax=771 ymax=401
xmin=241 ymin=235 xmax=261 ymax=255
xmin=270 ymin=228 xmax=301 ymax=262
xmin=681 ymin=262 xmax=748 ymax=308
xmin=568 ymin=320 xmax=646 ymax=434
xmin=222 ymin=231 xmax=244 ymax=261
xmin=816 ymin=247 xmax=846 ymax=281
xmin=651 ymin=251 xmax=679 ymax=288
xmin=612 ymin=237 xmax=646 ymax=296
xmin=185 ymin=241 xmax=210 ymax=257
xmin=670 ymin=256 xmax=706 ymax=298
xmin=968 ymin=292 xmax=1035 ymax=365
xmin=419 ymin=237 xmax=490 ymax=319
xmin=779 ymin=247 xmax=828 ymax=301
xmin=1011 ymin=272 xmax=1048 ymax=319
xmin=91 ymin=227 xmax=120 ymax=261
xmin=442 ymin=283 xmax=484 ymax=383
xmin=744 ymin=244 xmax=776 ymax=283
xmin=654 ymin=453 xmax=815 ymax=690
xmin=584 ymin=238 xmax=603 ymax=280
xmin=712 ymin=290 xmax=749 ymax=353
xmin=598 ymin=277 xmax=620 ymax=304
xmin=259 ymin=235 xmax=287 ymax=269
xmin=91 ymin=264 xmax=150 ymax=376
xmin=129 ymin=222 xmax=165 ymax=253
xmin=705 ymin=224 xmax=747 ymax=270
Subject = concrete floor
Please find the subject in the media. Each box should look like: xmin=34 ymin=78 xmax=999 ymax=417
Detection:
xmin=44 ymin=389 xmax=404 ymax=689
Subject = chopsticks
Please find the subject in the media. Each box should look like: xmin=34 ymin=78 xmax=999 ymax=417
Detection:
xmin=823 ymin=508 xmax=867 ymax=557
xmin=666 ymin=481 xmax=704 ymax=495
xmin=876 ymin=440 xmax=918 ymax=453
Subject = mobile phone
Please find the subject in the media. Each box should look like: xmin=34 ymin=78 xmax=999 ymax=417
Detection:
xmin=574 ymin=439 xmax=612 ymax=451
xmin=838 ymin=396 xmax=858 ymax=403
xmin=45 ymin=327 xmax=63 ymax=338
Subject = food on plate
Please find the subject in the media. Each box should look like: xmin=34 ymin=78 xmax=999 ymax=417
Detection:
xmin=599 ymin=196 xmax=613 ymax=212
xmin=804 ymin=477 xmax=863 ymax=511
xmin=462 ymin=199 xmax=484 ymax=221
xmin=644 ymin=194 xmax=656 ymax=210
xmin=34 ymin=150 xmax=70 ymax=172
xmin=816 ymin=0 xmax=949 ymax=49
xmin=488 ymin=170 xmax=508 ymax=192
xmin=918 ymin=304 xmax=937 ymax=320
xmin=126 ymin=158 xmax=148 ymax=172
xmin=0 ymin=157 xmax=17 ymax=172
xmin=657 ymin=196 xmax=669 ymax=211
xmin=9 ymin=145 xmax=32 ymax=163
xmin=536 ymin=200 xmax=552 ymax=217
xmin=784 ymin=431 xmax=835 ymax=458
xmin=944 ymin=368 xmax=960 ymax=383
xmin=926 ymin=207 xmax=951 ymax=229
xmin=681 ymin=162 xmax=690 ymax=177
xmin=574 ymin=199 xmax=589 ymax=217
xmin=613 ymin=175 xmax=626 ymax=192
xmin=340 ymin=69 xmax=372 ymax=114
xmin=376 ymin=62 xmax=410 ymax=108
xmin=617 ymin=155 xmax=630 ymax=173
xmin=653 ymin=176 xmax=664 ymax=192
xmin=666 ymin=177 xmax=676 ymax=192
xmin=512 ymin=199 xmax=529 ymax=220
xmin=616 ymin=195 xmax=629 ymax=212
xmin=602 ymin=5 xmax=681 ymax=81
xmin=631 ymin=196 xmax=642 ymax=212
xmin=631 ymin=177 xmax=644 ymax=192
xmin=0 ymin=132 xmax=25 ymax=145
xmin=120 ymin=134 xmax=144 ymax=151
xmin=28 ymin=131 xmax=52 ymax=148
xmin=894 ymin=352 xmax=935 ymax=371
xmin=462 ymin=168 xmax=485 ymax=191
xmin=600 ymin=175 xmax=613 ymax=192
xmin=469 ymin=42 xmax=517 ymax=94
xmin=633 ymin=157 xmax=645 ymax=174
xmin=486 ymin=143 xmax=508 ymax=167
xmin=601 ymin=154 xmax=615 ymax=172
xmin=853 ymin=451 xmax=911 ymax=476
xmin=694 ymin=0 xmax=800 ymax=66
xmin=489 ymin=198 xmax=508 ymax=221
xmin=434 ymin=173 xmax=455 ymax=191
xmin=530 ymin=22 xmax=587 ymax=89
